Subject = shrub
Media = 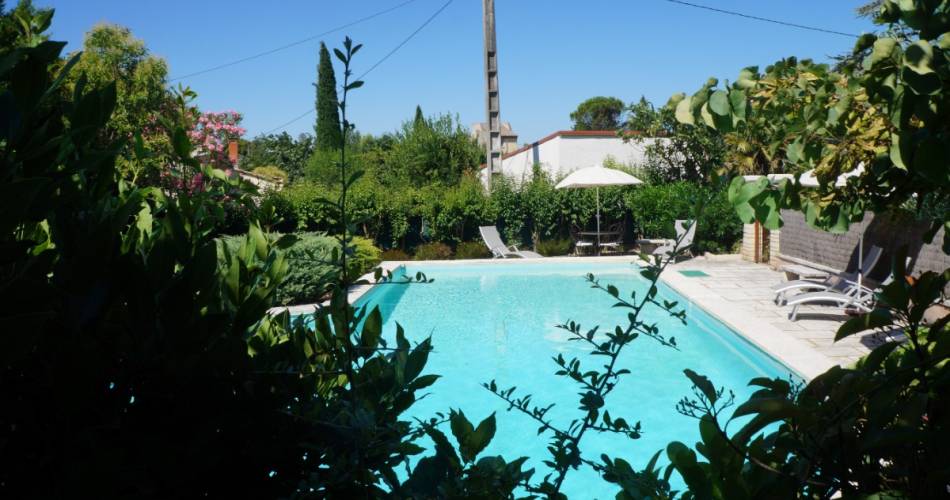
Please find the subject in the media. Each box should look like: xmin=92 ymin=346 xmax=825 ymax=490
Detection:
xmin=380 ymin=248 xmax=411 ymax=261
xmin=419 ymin=176 xmax=493 ymax=244
xmin=220 ymin=233 xmax=380 ymax=306
xmin=455 ymin=241 xmax=491 ymax=259
xmin=624 ymin=182 xmax=740 ymax=254
xmin=221 ymin=232 xmax=334 ymax=306
xmin=413 ymin=242 xmax=452 ymax=260
xmin=348 ymin=236 xmax=382 ymax=278
xmin=537 ymin=238 xmax=573 ymax=256
xmin=276 ymin=180 xmax=333 ymax=231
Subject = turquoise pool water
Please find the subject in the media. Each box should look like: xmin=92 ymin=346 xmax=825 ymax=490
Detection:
xmin=335 ymin=262 xmax=795 ymax=497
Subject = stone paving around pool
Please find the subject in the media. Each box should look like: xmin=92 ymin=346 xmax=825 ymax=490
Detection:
xmin=662 ymin=254 xmax=894 ymax=378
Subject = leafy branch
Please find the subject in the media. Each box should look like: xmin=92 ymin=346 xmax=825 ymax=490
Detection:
xmin=483 ymin=216 xmax=700 ymax=495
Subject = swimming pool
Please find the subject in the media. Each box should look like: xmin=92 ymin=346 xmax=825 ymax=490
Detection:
xmin=334 ymin=261 xmax=795 ymax=496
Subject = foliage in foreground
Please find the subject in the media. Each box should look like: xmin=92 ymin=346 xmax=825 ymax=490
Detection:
xmin=0 ymin=21 xmax=529 ymax=498
xmin=5 ymin=2 xmax=950 ymax=498
xmin=666 ymin=260 xmax=949 ymax=498
xmin=636 ymin=1 xmax=950 ymax=498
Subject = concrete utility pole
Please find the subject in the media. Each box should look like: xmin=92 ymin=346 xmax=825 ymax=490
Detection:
xmin=482 ymin=0 xmax=501 ymax=188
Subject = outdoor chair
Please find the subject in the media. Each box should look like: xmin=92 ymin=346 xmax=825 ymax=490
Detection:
xmin=571 ymin=224 xmax=595 ymax=256
xmin=652 ymin=219 xmax=696 ymax=259
xmin=598 ymin=222 xmax=624 ymax=254
xmin=478 ymin=226 xmax=543 ymax=259
xmin=772 ymin=245 xmax=883 ymax=305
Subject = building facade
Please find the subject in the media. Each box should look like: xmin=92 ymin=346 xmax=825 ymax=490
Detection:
xmin=479 ymin=130 xmax=665 ymax=185
xmin=471 ymin=121 xmax=519 ymax=155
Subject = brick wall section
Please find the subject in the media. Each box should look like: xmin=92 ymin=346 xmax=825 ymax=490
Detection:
xmin=778 ymin=210 xmax=949 ymax=280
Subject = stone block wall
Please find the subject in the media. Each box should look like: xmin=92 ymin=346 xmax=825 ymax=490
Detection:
xmin=740 ymin=223 xmax=757 ymax=262
xmin=769 ymin=229 xmax=782 ymax=268
xmin=778 ymin=210 xmax=949 ymax=280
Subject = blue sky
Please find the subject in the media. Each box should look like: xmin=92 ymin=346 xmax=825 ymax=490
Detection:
xmin=42 ymin=0 xmax=877 ymax=143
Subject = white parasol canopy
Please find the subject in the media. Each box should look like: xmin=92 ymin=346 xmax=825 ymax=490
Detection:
xmin=555 ymin=165 xmax=644 ymax=189
xmin=556 ymin=165 xmax=643 ymax=251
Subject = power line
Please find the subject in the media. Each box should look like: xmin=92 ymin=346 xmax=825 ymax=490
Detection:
xmin=661 ymin=0 xmax=860 ymax=39
xmin=261 ymin=0 xmax=454 ymax=135
xmin=169 ymin=0 xmax=419 ymax=82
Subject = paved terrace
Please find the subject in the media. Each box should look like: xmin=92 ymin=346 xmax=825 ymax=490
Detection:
xmin=663 ymin=254 xmax=890 ymax=378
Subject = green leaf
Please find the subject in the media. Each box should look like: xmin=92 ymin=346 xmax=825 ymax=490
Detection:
xmin=854 ymin=33 xmax=877 ymax=52
xmin=732 ymin=396 xmax=798 ymax=421
xmin=902 ymin=66 xmax=942 ymax=95
xmin=708 ymin=90 xmax=731 ymax=117
xmin=903 ymin=40 xmax=935 ymax=75
xmin=736 ymin=66 xmax=758 ymax=89
xmin=674 ymin=95 xmax=695 ymax=125
xmin=468 ymin=413 xmax=497 ymax=459
xmin=889 ymin=132 xmax=911 ymax=169
xmin=408 ymin=374 xmax=440 ymax=391
xmin=912 ymin=135 xmax=949 ymax=182
xmin=360 ymin=307 xmax=383 ymax=353
xmin=683 ymin=369 xmax=718 ymax=405
xmin=333 ymin=48 xmax=347 ymax=64
xmin=666 ymin=442 xmax=712 ymax=498
xmin=867 ymin=37 xmax=900 ymax=68
xmin=835 ymin=308 xmax=894 ymax=341
xmin=172 ymin=127 xmax=192 ymax=158
xmin=728 ymin=89 xmax=747 ymax=122
xmin=450 ymin=411 xmax=496 ymax=463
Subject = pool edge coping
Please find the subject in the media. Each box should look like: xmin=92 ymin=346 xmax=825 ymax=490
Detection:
xmin=658 ymin=264 xmax=836 ymax=380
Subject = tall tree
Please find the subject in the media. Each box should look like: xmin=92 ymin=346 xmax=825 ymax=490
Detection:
xmin=624 ymin=96 xmax=725 ymax=183
xmin=315 ymin=42 xmax=342 ymax=150
xmin=570 ymin=96 xmax=625 ymax=130
xmin=66 ymin=23 xmax=172 ymax=183
xmin=413 ymin=105 xmax=426 ymax=130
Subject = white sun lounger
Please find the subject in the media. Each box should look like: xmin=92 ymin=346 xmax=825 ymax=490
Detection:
xmin=652 ymin=220 xmax=696 ymax=258
xmin=786 ymin=263 xmax=901 ymax=321
xmin=479 ymin=226 xmax=543 ymax=259
xmin=773 ymin=245 xmax=883 ymax=305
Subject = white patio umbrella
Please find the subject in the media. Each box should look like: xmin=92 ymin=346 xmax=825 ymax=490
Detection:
xmin=799 ymin=163 xmax=869 ymax=293
xmin=555 ymin=165 xmax=643 ymax=251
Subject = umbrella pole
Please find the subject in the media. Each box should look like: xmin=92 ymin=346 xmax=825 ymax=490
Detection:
xmin=596 ymin=187 xmax=601 ymax=255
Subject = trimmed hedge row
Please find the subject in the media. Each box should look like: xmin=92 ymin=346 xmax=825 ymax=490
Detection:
xmin=267 ymin=176 xmax=742 ymax=255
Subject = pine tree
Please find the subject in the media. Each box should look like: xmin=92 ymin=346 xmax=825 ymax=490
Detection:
xmin=315 ymin=42 xmax=342 ymax=150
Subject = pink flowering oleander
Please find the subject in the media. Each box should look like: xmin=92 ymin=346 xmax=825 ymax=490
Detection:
xmin=187 ymin=109 xmax=246 ymax=169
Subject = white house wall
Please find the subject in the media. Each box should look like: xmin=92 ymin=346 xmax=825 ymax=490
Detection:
xmin=499 ymin=136 xmax=561 ymax=183
xmin=556 ymin=136 xmax=654 ymax=178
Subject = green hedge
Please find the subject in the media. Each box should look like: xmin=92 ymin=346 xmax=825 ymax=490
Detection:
xmin=624 ymin=182 xmax=742 ymax=254
xmin=271 ymin=175 xmax=741 ymax=255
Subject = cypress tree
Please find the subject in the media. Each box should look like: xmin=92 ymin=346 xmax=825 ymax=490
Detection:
xmin=413 ymin=105 xmax=426 ymax=130
xmin=315 ymin=42 xmax=342 ymax=150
